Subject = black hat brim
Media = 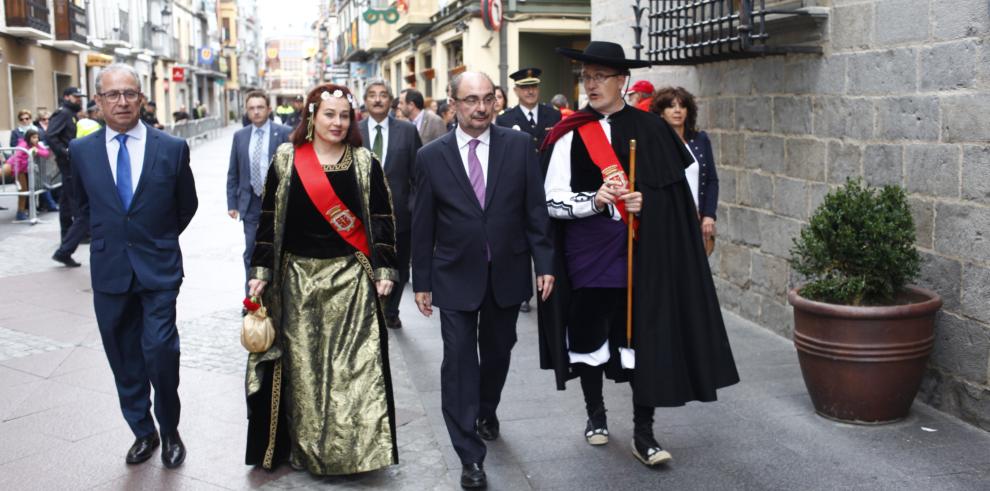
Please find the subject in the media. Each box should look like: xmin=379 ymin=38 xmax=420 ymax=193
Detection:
xmin=556 ymin=47 xmax=651 ymax=69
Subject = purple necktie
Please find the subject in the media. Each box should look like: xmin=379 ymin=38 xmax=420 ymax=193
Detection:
xmin=467 ymin=139 xmax=485 ymax=208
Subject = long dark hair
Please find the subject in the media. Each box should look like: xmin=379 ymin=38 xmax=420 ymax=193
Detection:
xmin=651 ymin=86 xmax=699 ymax=140
xmin=289 ymin=84 xmax=363 ymax=148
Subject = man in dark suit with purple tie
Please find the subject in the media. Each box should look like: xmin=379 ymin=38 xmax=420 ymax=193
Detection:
xmin=70 ymin=64 xmax=198 ymax=469
xmin=411 ymin=71 xmax=554 ymax=489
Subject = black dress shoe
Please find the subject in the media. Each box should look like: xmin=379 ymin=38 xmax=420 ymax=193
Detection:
xmin=125 ymin=433 xmax=160 ymax=464
xmin=385 ymin=315 xmax=403 ymax=329
xmin=161 ymin=432 xmax=186 ymax=469
xmin=52 ymin=252 xmax=81 ymax=268
xmin=460 ymin=463 xmax=487 ymax=489
xmin=476 ymin=416 xmax=499 ymax=441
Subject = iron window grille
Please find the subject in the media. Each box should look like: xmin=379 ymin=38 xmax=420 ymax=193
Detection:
xmin=638 ymin=0 xmax=825 ymax=65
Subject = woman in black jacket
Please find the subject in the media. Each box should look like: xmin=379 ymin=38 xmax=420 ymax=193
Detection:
xmin=651 ymin=87 xmax=718 ymax=250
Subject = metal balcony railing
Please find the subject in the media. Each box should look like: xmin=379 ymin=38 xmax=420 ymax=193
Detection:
xmin=54 ymin=0 xmax=87 ymax=43
xmin=644 ymin=0 xmax=822 ymax=65
xmin=5 ymin=0 xmax=51 ymax=32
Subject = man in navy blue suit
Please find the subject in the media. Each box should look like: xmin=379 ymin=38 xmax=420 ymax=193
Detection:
xmin=411 ymin=71 xmax=554 ymax=489
xmin=226 ymin=90 xmax=291 ymax=289
xmin=71 ymin=64 xmax=198 ymax=469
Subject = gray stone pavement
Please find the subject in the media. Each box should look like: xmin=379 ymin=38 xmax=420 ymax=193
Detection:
xmin=0 ymin=126 xmax=988 ymax=490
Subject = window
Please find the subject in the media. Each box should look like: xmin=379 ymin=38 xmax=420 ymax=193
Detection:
xmin=646 ymin=0 xmax=825 ymax=65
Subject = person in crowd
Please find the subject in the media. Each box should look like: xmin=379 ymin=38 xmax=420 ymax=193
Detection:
xmin=651 ymin=86 xmax=719 ymax=248
xmin=34 ymin=109 xmax=51 ymax=139
xmin=624 ymin=80 xmax=655 ymax=111
xmin=10 ymin=129 xmax=51 ymax=221
xmin=193 ymin=100 xmax=208 ymax=119
xmin=551 ymin=94 xmax=575 ymax=118
xmin=46 ymin=86 xmax=84 ymax=259
xmin=244 ymin=84 xmax=399 ymax=476
xmin=495 ymin=67 xmax=562 ymax=313
xmin=140 ymin=101 xmax=165 ymax=130
xmin=10 ymin=109 xmax=40 ymax=149
xmin=77 ymin=101 xmax=104 ymax=136
xmin=173 ymin=105 xmax=191 ymax=122
xmin=227 ymin=90 xmax=292 ymax=291
xmin=412 ymin=71 xmax=554 ymax=489
xmin=275 ymin=99 xmax=296 ymax=128
xmin=437 ymin=101 xmax=455 ymax=129
xmin=285 ymin=95 xmax=306 ymax=128
xmin=68 ymin=63 xmax=198 ymax=468
xmin=492 ymin=86 xmax=507 ymax=117
xmin=398 ymin=88 xmax=446 ymax=144
xmin=359 ymin=79 xmax=422 ymax=329
xmin=425 ymin=97 xmax=437 ymax=114
xmin=540 ymin=41 xmax=738 ymax=467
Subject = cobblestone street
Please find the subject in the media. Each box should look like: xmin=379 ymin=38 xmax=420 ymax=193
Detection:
xmin=0 ymin=126 xmax=988 ymax=490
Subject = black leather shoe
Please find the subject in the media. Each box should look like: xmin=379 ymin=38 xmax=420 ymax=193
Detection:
xmin=460 ymin=463 xmax=487 ymax=489
xmin=161 ymin=432 xmax=186 ymax=469
xmin=125 ymin=433 xmax=160 ymax=464
xmin=476 ymin=416 xmax=499 ymax=441
xmin=52 ymin=252 xmax=81 ymax=268
xmin=385 ymin=315 xmax=403 ymax=329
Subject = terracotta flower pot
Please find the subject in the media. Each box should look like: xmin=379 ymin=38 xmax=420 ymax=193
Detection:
xmin=787 ymin=285 xmax=942 ymax=424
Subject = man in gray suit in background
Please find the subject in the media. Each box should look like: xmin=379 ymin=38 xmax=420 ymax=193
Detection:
xmin=361 ymin=80 xmax=423 ymax=328
xmin=399 ymin=88 xmax=446 ymax=145
xmin=226 ymin=90 xmax=292 ymax=290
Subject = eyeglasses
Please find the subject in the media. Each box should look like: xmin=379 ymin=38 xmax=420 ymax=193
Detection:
xmin=99 ymin=90 xmax=142 ymax=102
xmin=578 ymin=73 xmax=623 ymax=84
xmin=453 ymin=95 xmax=497 ymax=108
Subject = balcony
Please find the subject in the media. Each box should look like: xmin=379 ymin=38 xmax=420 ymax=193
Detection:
xmin=104 ymin=8 xmax=131 ymax=47
xmin=52 ymin=0 xmax=88 ymax=51
xmin=4 ymin=0 xmax=52 ymax=40
xmin=395 ymin=0 xmax=433 ymax=35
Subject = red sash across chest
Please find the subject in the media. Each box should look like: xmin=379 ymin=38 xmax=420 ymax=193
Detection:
xmin=576 ymin=121 xmax=631 ymax=224
xmin=293 ymin=143 xmax=371 ymax=256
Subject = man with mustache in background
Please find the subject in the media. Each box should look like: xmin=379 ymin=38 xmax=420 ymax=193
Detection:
xmin=359 ymin=80 xmax=423 ymax=328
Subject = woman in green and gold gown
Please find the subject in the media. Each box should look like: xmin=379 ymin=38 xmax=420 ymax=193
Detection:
xmin=244 ymin=84 xmax=399 ymax=476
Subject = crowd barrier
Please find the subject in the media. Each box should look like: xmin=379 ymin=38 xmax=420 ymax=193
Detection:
xmin=165 ymin=116 xmax=224 ymax=145
xmin=0 ymin=147 xmax=59 ymax=225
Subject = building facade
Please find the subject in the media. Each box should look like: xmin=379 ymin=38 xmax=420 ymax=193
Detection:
xmin=594 ymin=0 xmax=990 ymax=431
xmin=324 ymin=0 xmax=590 ymax=107
xmin=265 ymin=34 xmax=318 ymax=101
xmin=220 ymin=0 xmax=263 ymax=119
xmin=0 ymin=0 xmax=87 ymax=133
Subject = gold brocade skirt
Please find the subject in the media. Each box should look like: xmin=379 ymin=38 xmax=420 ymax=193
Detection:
xmin=280 ymin=252 xmax=395 ymax=475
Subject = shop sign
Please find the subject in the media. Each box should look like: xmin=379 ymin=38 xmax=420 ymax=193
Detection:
xmin=86 ymin=53 xmax=114 ymax=67
xmin=172 ymin=67 xmax=186 ymax=82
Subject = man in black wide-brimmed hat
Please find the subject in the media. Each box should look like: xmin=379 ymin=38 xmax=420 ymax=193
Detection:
xmin=538 ymin=41 xmax=740 ymax=466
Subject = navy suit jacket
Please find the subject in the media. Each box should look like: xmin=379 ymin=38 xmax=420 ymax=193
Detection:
xmin=359 ymin=115 xmax=422 ymax=233
xmin=226 ymin=122 xmax=292 ymax=217
xmin=411 ymin=125 xmax=554 ymax=311
xmin=687 ymin=131 xmax=720 ymax=220
xmin=71 ymin=124 xmax=198 ymax=294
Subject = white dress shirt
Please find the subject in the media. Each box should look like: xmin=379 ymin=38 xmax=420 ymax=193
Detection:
xmin=544 ymin=116 xmax=622 ymax=221
xmin=106 ymin=122 xmax=147 ymax=193
xmin=455 ymin=125 xmax=490 ymax=182
xmin=684 ymin=143 xmax=700 ymax=209
xmin=368 ymin=116 xmax=390 ymax=166
xmin=522 ymin=105 xmax=538 ymax=125
xmin=413 ymin=110 xmax=424 ymax=132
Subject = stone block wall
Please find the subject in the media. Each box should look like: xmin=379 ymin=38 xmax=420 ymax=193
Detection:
xmin=593 ymin=0 xmax=990 ymax=430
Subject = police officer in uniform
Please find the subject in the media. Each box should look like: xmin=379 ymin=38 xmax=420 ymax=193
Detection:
xmin=496 ymin=67 xmax=561 ymax=158
xmin=496 ymin=67 xmax=561 ymax=313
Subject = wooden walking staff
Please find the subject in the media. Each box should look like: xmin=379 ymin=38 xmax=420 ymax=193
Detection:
xmin=619 ymin=139 xmax=637 ymax=369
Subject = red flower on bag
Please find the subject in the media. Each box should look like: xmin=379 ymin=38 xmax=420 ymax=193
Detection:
xmin=243 ymin=297 xmax=261 ymax=312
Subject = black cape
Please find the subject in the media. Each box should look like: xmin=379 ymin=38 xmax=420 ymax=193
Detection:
xmin=537 ymin=105 xmax=740 ymax=407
